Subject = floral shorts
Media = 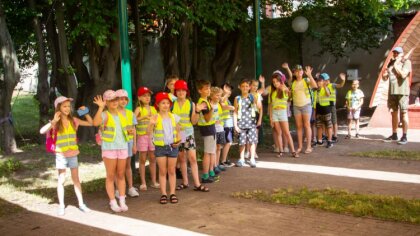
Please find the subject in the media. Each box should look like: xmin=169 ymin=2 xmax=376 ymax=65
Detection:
xmin=179 ymin=135 xmax=196 ymax=151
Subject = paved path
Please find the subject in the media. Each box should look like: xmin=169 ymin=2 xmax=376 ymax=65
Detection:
xmin=1 ymin=127 xmax=420 ymax=235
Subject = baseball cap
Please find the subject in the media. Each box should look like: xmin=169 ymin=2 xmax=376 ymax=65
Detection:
xmin=293 ymin=65 xmax=303 ymax=71
xmin=319 ymin=73 xmax=330 ymax=80
xmin=392 ymin=47 xmax=403 ymax=54
xmin=54 ymin=96 xmax=73 ymax=109
xmin=154 ymin=92 xmax=172 ymax=109
xmin=115 ymin=89 xmax=128 ymax=98
xmin=137 ymin=87 xmax=153 ymax=97
xmin=103 ymin=90 xmax=117 ymax=101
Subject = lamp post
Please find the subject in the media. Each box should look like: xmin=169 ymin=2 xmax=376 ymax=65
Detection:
xmin=292 ymin=16 xmax=308 ymax=66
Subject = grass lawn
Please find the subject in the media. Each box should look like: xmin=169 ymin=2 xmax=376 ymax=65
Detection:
xmin=232 ymin=187 xmax=420 ymax=224
xmin=11 ymin=95 xmax=40 ymax=139
xmin=351 ymin=150 xmax=420 ymax=161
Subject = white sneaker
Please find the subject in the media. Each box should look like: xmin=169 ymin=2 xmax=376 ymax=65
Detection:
xmin=109 ymin=200 xmax=121 ymax=213
xmin=284 ymin=147 xmax=289 ymax=153
xmin=273 ymin=147 xmax=279 ymax=153
xmin=57 ymin=206 xmax=65 ymax=216
xmin=128 ymin=187 xmax=139 ymax=197
xmin=119 ymin=200 xmax=128 ymax=212
xmin=79 ymin=203 xmax=91 ymax=213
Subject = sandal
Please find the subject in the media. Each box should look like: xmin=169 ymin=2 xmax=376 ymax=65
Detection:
xmin=292 ymin=152 xmax=299 ymax=158
xmin=169 ymin=194 xmax=178 ymax=204
xmin=139 ymin=184 xmax=147 ymax=191
xmin=304 ymin=148 xmax=312 ymax=154
xmin=159 ymin=195 xmax=168 ymax=204
xmin=176 ymin=183 xmax=189 ymax=190
xmin=277 ymin=152 xmax=283 ymax=158
xmin=296 ymin=148 xmax=302 ymax=154
xmin=194 ymin=185 xmax=209 ymax=192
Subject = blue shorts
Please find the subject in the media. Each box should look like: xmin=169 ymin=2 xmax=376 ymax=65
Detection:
xmin=272 ymin=109 xmax=288 ymax=122
xmin=56 ymin=155 xmax=78 ymax=169
xmin=224 ymin=127 xmax=234 ymax=143
xmin=293 ymin=103 xmax=312 ymax=116
xmin=154 ymin=145 xmax=179 ymax=158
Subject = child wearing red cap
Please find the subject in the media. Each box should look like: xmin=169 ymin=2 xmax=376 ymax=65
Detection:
xmin=93 ymin=90 xmax=130 ymax=213
xmin=115 ymin=89 xmax=139 ymax=197
xmin=172 ymin=80 xmax=209 ymax=192
xmin=134 ymin=87 xmax=159 ymax=191
xmin=40 ymin=96 xmax=93 ymax=216
xmin=148 ymin=92 xmax=181 ymax=204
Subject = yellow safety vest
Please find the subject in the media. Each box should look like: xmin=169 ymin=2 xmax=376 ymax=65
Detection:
xmin=102 ymin=111 xmax=129 ymax=142
xmin=136 ymin=106 xmax=157 ymax=135
xmin=314 ymin=87 xmax=330 ymax=108
xmin=123 ymin=109 xmax=134 ymax=141
xmin=327 ymin=83 xmax=336 ymax=103
xmin=270 ymin=90 xmax=288 ymax=110
xmin=55 ymin=121 xmax=78 ymax=153
xmin=291 ymin=79 xmax=311 ymax=101
xmin=172 ymin=99 xmax=193 ymax=130
xmin=153 ymin=113 xmax=179 ymax=146
xmin=220 ymin=100 xmax=232 ymax=121
xmin=212 ymin=102 xmax=224 ymax=127
xmin=197 ymin=98 xmax=215 ymax=126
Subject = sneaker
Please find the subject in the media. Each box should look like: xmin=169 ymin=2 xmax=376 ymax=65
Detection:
xmin=218 ymin=164 xmax=226 ymax=171
xmin=110 ymin=200 xmax=121 ymax=213
xmin=79 ymin=204 xmax=91 ymax=213
xmin=332 ymin=136 xmax=338 ymax=143
xmin=322 ymin=135 xmax=327 ymax=141
xmin=119 ymin=200 xmax=128 ymax=212
xmin=311 ymin=141 xmax=317 ymax=147
xmin=210 ymin=175 xmax=220 ymax=182
xmin=128 ymin=187 xmax=140 ymax=197
xmin=273 ymin=147 xmax=279 ymax=153
xmin=150 ymin=183 xmax=160 ymax=189
xmin=57 ymin=206 xmax=65 ymax=216
xmin=397 ymin=137 xmax=408 ymax=145
xmin=249 ymin=159 xmax=256 ymax=168
xmin=315 ymin=141 xmax=324 ymax=147
xmin=214 ymin=167 xmax=221 ymax=175
xmin=326 ymin=141 xmax=333 ymax=148
xmin=384 ymin=134 xmax=398 ymax=142
xmin=283 ymin=147 xmax=289 ymax=153
xmin=201 ymin=177 xmax=214 ymax=183
xmin=223 ymin=161 xmax=235 ymax=167
xmin=235 ymin=160 xmax=245 ymax=167
xmin=139 ymin=184 xmax=147 ymax=191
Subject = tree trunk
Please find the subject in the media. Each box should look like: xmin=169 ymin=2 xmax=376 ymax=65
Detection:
xmin=211 ymin=29 xmax=242 ymax=86
xmin=0 ymin=1 xmax=20 ymax=154
xmin=131 ymin=0 xmax=143 ymax=91
xmin=45 ymin=9 xmax=61 ymax=101
xmin=29 ymin=0 xmax=50 ymax=137
xmin=71 ymin=37 xmax=91 ymax=107
xmin=178 ymin=20 xmax=191 ymax=81
xmin=161 ymin=22 xmax=179 ymax=77
xmin=55 ymin=0 xmax=78 ymax=99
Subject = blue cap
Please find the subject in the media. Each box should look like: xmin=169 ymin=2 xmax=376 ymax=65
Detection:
xmin=319 ymin=73 xmax=330 ymax=80
xmin=392 ymin=47 xmax=403 ymax=53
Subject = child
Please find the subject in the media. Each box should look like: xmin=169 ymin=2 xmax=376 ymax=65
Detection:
xmin=313 ymin=75 xmax=333 ymax=148
xmin=196 ymin=80 xmax=216 ymax=183
xmin=115 ymin=89 xmax=139 ymax=197
xmin=210 ymin=86 xmax=226 ymax=174
xmin=234 ymin=79 xmax=258 ymax=168
xmin=172 ymin=80 xmax=209 ymax=192
xmin=324 ymin=73 xmax=346 ymax=142
xmin=268 ymin=72 xmax=299 ymax=158
xmin=165 ymin=75 xmax=179 ymax=102
xmin=93 ymin=90 xmax=130 ymax=212
xmin=220 ymin=83 xmax=235 ymax=167
xmin=40 ymin=96 xmax=92 ymax=216
xmin=248 ymin=79 xmax=263 ymax=158
xmin=134 ymin=87 xmax=159 ymax=191
xmin=345 ymin=80 xmax=364 ymax=138
xmin=147 ymin=92 xmax=181 ymax=204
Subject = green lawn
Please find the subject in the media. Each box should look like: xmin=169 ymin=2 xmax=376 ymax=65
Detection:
xmin=11 ymin=95 xmax=40 ymax=138
xmin=351 ymin=150 xmax=420 ymax=161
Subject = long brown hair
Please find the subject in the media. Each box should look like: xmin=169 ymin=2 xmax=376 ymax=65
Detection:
xmin=269 ymin=75 xmax=284 ymax=103
xmin=55 ymin=103 xmax=75 ymax=133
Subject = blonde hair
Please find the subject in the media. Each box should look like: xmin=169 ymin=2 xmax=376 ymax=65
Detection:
xmin=210 ymin=86 xmax=222 ymax=97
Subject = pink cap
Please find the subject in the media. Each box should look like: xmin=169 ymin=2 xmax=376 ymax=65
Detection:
xmin=54 ymin=96 xmax=73 ymax=109
xmin=103 ymin=90 xmax=117 ymax=101
xmin=115 ymin=89 xmax=128 ymax=98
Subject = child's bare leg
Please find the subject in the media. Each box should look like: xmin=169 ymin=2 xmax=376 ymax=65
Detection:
xmin=188 ymin=149 xmax=201 ymax=187
xmin=70 ymin=168 xmax=84 ymax=206
xmin=168 ymin=158 xmax=177 ymax=195
xmin=157 ymin=157 xmax=167 ymax=196
xmin=347 ymin=119 xmax=352 ymax=136
xmin=221 ymin=142 xmax=231 ymax=163
xmin=355 ymin=119 xmax=360 ymax=134
xmin=178 ymin=151 xmax=188 ymax=185
xmin=125 ymin=157 xmax=133 ymax=188
xmin=116 ymin=159 xmax=127 ymax=197
xmin=139 ymin=152 xmax=147 ymax=186
xmin=149 ymin=151 xmax=157 ymax=185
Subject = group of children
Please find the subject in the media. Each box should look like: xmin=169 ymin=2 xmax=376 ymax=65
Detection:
xmin=40 ymin=69 xmax=365 ymax=215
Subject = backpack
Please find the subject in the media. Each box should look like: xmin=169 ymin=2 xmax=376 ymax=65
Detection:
xmin=45 ymin=128 xmax=58 ymax=153
xmin=95 ymin=113 xmax=109 ymax=146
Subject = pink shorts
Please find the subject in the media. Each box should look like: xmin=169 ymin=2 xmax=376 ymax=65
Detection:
xmin=137 ymin=135 xmax=155 ymax=152
xmin=102 ymin=149 xmax=129 ymax=159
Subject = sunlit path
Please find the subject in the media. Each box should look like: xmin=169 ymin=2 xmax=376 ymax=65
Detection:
xmin=256 ymin=161 xmax=420 ymax=184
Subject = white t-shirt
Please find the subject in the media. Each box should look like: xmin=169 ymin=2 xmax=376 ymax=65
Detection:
xmin=346 ymin=89 xmax=364 ymax=109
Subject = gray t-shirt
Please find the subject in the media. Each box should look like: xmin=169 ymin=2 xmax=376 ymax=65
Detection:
xmin=388 ymin=59 xmax=411 ymax=96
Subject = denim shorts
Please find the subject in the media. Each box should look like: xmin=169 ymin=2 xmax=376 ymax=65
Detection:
xmin=293 ymin=103 xmax=312 ymax=116
xmin=216 ymin=131 xmax=226 ymax=145
xmin=272 ymin=109 xmax=288 ymax=122
xmin=154 ymin=145 xmax=179 ymax=158
xmin=56 ymin=155 xmax=78 ymax=169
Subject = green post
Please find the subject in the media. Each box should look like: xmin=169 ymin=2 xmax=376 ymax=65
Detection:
xmin=254 ymin=0 xmax=264 ymax=144
xmin=118 ymin=0 xmax=133 ymax=110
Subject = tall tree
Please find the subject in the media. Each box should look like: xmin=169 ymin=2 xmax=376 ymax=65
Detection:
xmin=0 ymin=0 xmax=20 ymax=154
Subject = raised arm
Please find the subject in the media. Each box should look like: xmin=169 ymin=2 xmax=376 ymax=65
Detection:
xmin=335 ymin=73 xmax=346 ymax=88
xmin=282 ymin=63 xmax=293 ymax=86
xmin=75 ymin=106 xmax=93 ymax=126
xmin=92 ymin=95 xmax=106 ymax=126
xmin=305 ymin=66 xmax=318 ymax=89
xmin=40 ymin=112 xmax=60 ymax=134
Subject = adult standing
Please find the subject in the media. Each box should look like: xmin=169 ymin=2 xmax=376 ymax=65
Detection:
xmin=383 ymin=47 xmax=412 ymax=145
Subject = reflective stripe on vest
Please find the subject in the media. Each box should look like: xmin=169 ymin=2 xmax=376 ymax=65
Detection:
xmin=123 ymin=109 xmax=134 ymax=141
xmin=55 ymin=122 xmax=78 ymax=153
xmin=102 ymin=111 xmax=129 ymax=142
xmin=136 ymin=106 xmax=157 ymax=135
xmin=212 ymin=102 xmax=224 ymax=127
xmin=270 ymin=90 xmax=288 ymax=109
xmin=197 ymin=98 xmax=215 ymax=126
xmin=327 ymin=83 xmax=336 ymax=103
xmin=314 ymin=88 xmax=330 ymax=108
xmin=153 ymin=113 xmax=179 ymax=146
xmin=172 ymin=99 xmax=193 ymax=130
xmin=220 ymin=100 xmax=232 ymax=121
xmin=291 ymin=79 xmax=310 ymax=100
